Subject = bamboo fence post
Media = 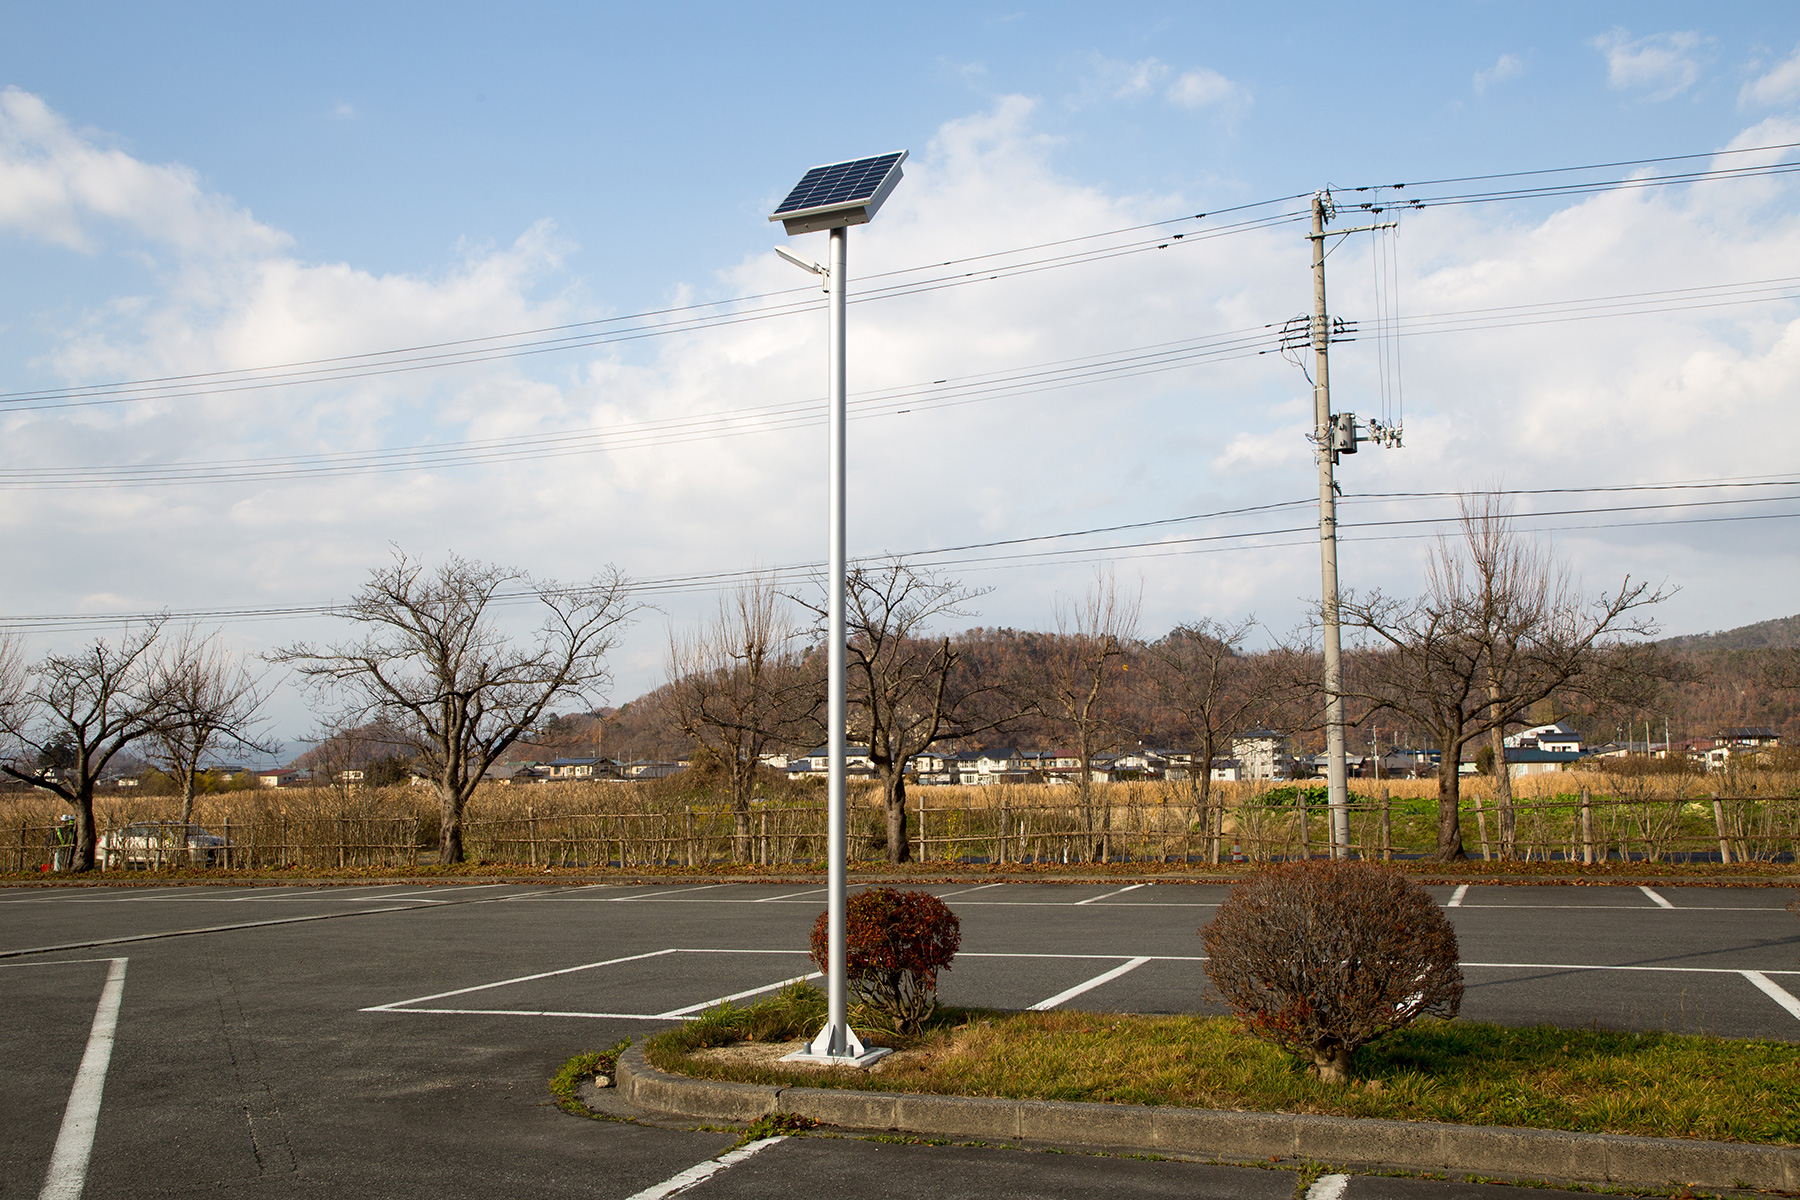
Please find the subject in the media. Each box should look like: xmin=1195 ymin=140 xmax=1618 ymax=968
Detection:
xmin=684 ymin=806 xmax=693 ymax=868
xmin=1581 ymin=789 xmax=1594 ymax=864
xmin=1380 ymin=788 xmax=1392 ymax=862
xmin=998 ymin=799 xmax=1008 ymax=866
xmin=1472 ymin=794 xmax=1491 ymax=862
xmin=1711 ymin=795 xmax=1731 ymax=865
xmin=759 ymin=810 xmax=768 ymax=867
xmin=1296 ymin=790 xmax=1309 ymax=861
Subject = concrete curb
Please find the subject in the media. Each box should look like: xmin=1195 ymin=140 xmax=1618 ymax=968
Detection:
xmin=617 ymin=1047 xmax=1799 ymax=1192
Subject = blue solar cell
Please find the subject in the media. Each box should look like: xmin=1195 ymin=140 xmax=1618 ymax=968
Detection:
xmin=773 ymin=152 xmax=905 ymax=216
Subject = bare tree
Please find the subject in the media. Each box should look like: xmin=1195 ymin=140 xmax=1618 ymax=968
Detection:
xmin=0 ymin=622 xmax=175 ymax=872
xmin=147 ymin=628 xmax=275 ymax=852
xmin=800 ymin=559 xmax=998 ymax=865
xmin=1338 ymin=501 xmax=1666 ymax=861
xmin=1039 ymin=569 xmax=1141 ymax=861
xmin=273 ymin=552 xmax=636 ymax=865
xmin=666 ymin=578 xmax=817 ymax=862
xmin=1146 ymin=618 xmax=1290 ymax=864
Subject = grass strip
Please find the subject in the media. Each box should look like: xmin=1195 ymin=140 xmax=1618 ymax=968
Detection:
xmin=645 ymin=989 xmax=1800 ymax=1146
xmin=549 ymin=1038 xmax=631 ymax=1121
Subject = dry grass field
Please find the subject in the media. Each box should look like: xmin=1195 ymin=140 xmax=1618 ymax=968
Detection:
xmin=4 ymin=766 xmax=1796 ymax=872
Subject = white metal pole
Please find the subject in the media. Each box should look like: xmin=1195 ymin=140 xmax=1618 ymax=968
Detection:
xmin=825 ymin=223 xmax=850 ymax=1055
xmin=1310 ymin=193 xmax=1352 ymax=858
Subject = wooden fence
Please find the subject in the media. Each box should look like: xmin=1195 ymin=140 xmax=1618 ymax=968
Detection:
xmin=8 ymin=786 xmax=1796 ymax=872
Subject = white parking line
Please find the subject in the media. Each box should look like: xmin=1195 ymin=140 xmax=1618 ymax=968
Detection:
xmin=1447 ymin=884 xmax=1469 ymax=907
xmin=1028 ymin=957 xmax=1152 ymax=1010
xmin=1463 ymin=961 xmax=1800 ymax=975
xmin=755 ymin=887 xmax=827 ymax=903
xmin=623 ymin=1137 xmax=787 ymax=1200
xmin=1305 ymin=1174 xmax=1350 ymax=1200
xmin=38 ymin=957 xmax=127 ymax=1200
xmin=935 ymin=882 xmax=1008 ymax=898
xmin=612 ymin=881 xmax=723 ymax=899
xmin=0 ymin=905 xmax=440 ymax=959
xmin=360 ymin=947 xmax=1800 ymax=1024
xmin=656 ymin=972 xmax=824 ymax=1018
xmin=1074 ymin=883 xmax=1146 ymax=906
xmin=1743 ymin=971 xmax=1800 ymax=1023
xmin=360 ymin=948 xmax=680 ymax=1012
xmin=379 ymin=1006 xmax=689 ymax=1020
xmin=1639 ymin=886 xmax=1675 ymax=908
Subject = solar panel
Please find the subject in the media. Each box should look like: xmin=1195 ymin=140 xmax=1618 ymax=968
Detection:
xmin=770 ymin=151 xmax=908 ymax=234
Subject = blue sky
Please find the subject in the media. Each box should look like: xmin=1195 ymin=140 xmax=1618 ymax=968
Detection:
xmin=2 ymin=3 xmax=1799 ymax=748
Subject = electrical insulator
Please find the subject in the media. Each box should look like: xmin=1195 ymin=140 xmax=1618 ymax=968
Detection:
xmin=1333 ymin=411 xmax=1358 ymax=454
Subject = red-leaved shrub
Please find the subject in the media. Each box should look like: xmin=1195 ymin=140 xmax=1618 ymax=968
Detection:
xmin=810 ymin=888 xmax=960 ymax=1033
xmin=1202 ymin=860 xmax=1463 ymax=1082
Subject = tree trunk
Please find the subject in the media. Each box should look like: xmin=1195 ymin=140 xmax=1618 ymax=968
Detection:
xmin=1487 ymin=722 xmax=1516 ymax=858
xmin=1434 ymin=734 xmax=1469 ymax=861
xmin=881 ymin=766 xmax=910 ymax=865
xmin=731 ymin=762 xmax=754 ymax=863
xmin=439 ymin=786 xmax=465 ymax=865
xmin=179 ymin=770 xmax=198 ymax=867
xmin=1312 ymin=1043 xmax=1353 ymax=1085
xmin=73 ymin=793 xmax=98 ymax=873
xmin=1487 ymin=681 xmax=1516 ymax=858
xmin=1076 ymin=727 xmax=1100 ymax=861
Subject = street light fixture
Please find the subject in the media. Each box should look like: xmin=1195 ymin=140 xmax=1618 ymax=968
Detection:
xmin=770 ymin=151 xmax=907 ymax=1067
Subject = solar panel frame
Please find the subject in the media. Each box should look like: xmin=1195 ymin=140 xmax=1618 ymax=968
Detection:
xmin=770 ymin=151 xmax=908 ymax=233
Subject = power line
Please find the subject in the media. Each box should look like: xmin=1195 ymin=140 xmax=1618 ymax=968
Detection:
xmin=8 ymin=263 xmax=1800 ymax=490
xmin=0 ymin=212 xmax=1305 ymax=415
xmin=3 ymin=482 xmax=1793 ymax=634
xmin=10 ymin=135 xmax=1800 ymax=415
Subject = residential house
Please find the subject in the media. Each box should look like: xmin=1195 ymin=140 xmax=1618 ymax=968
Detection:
xmin=1230 ymin=730 xmax=1293 ymax=780
xmin=1504 ymin=722 xmax=1582 ymax=753
xmin=789 ymin=747 xmax=875 ymax=780
xmin=1504 ymin=747 xmax=1582 ymax=777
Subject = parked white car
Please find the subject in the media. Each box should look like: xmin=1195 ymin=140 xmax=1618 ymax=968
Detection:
xmin=101 ymin=823 xmax=226 ymax=869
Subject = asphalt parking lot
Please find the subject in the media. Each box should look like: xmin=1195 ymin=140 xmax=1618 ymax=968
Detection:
xmin=3 ymin=880 xmax=1797 ymax=1199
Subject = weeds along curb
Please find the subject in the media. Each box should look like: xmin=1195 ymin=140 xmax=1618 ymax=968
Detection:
xmin=615 ymin=1047 xmax=1800 ymax=1192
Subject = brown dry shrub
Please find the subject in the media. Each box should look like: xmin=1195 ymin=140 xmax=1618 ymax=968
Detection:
xmin=1202 ymin=860 xmax=1463 ymax=1083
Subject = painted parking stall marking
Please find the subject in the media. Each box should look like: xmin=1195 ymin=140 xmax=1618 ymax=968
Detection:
xmin=1028 ymin=957 xmax=1153 ymax=1010
xmin=622 ymin=1137 xmax=788 ymax=1200
xmin=37 ymin=956 xmax=127 ymax=1200
xmin=1075 ymin=883 xmax=1148 ymax=906
xmin=1742 ymin=971 xmax=1800 ymax=1023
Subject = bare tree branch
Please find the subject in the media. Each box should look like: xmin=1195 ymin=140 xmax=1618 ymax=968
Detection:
xmin=271 ymin=551 xmax=637 ymax=865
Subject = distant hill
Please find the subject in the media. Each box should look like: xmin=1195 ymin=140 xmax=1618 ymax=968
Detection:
xmin=1658 ymin=613 xmax=1800 ymax=652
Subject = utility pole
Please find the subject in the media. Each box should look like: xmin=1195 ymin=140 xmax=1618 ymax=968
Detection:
xmin=1310 ymin=193 xmax=1352 ymax=858
xmin=1297 ymin=190 xmax=1397 ymax=858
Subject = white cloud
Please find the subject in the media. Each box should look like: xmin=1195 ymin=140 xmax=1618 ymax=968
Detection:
xmin=1075 ymin=55 xmax=1169 ymax=104
xmin=332 ymin=101 xmax=357 ymax=120
xmin=0 ymin=86 xmax=289 ymax=256
xmin=1592 ymin=28 xmax=1705 ymax=100
xmin=4 ymin=89 xmax=1800 ymax=723
xmin=1473 ymin=53 xmax=1526 ymax=95
xmin=1741 ymin=43 xmax=1800 ymax=107
xmin=1167 ymin=67 xmax=1251 ymax=112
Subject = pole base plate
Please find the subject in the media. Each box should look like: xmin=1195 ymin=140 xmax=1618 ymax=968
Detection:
xmin=780 ymin=1023 xmax=893 ymax=1068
